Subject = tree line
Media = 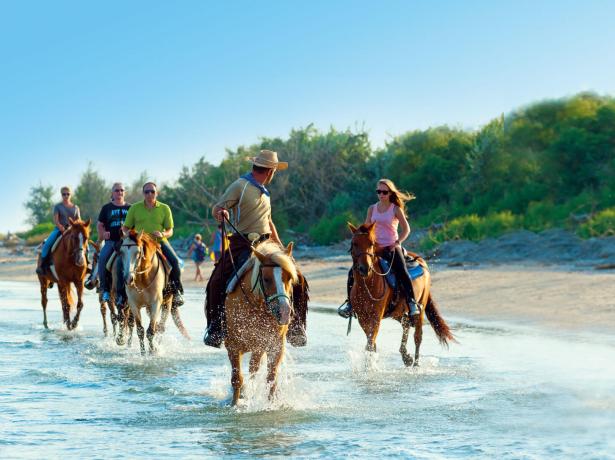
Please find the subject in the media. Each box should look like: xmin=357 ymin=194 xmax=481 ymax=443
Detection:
xmin=23 ymin=92 xmax=615 ymax=245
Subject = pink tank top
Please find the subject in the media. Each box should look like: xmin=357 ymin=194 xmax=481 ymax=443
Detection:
xmin=370 ymin=204 xmax=398 ymax=247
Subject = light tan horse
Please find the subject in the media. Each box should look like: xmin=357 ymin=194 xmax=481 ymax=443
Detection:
xmin=348 ymin=222 xmax=455 ymax=366
xmin=118 ymin=230 xmax=189 ymax=354
xmin=225 ymin=241 xmax=299 ymax=406
xmin=37 ymin=218 xmax=91 ymax=330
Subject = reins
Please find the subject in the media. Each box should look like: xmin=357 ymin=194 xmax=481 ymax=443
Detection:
xmin=221 ymin=213 xmax=293 ymax=317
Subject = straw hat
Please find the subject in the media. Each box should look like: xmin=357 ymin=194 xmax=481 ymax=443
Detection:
xmin=247 ymin=150 xmax=288 ymax=170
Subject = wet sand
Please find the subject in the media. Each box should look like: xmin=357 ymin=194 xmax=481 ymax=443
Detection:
xmin=3 ymin=248 xmax=614 ymax=334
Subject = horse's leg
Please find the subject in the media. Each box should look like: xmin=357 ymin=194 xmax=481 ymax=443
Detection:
xmin=116 ymin=304 xmax=128 ymax=346
xmin=133 ymin=308 xmax=146 ymax=356
xmin=171 ymin=305 xmax=190 ymax=340
xmin=227 ymin=349 xmax=243 ymax=406
xmin=158 ymin=301 xmax=170 ymax=334
xmin=109 ymin=299 xmax=118 ymax=337
xmin=413 ymin=312 xmax=423 ymax=367
xmin=58 ymin=283 xmax=71 ymax=329
xmin=40 ymin=280 xmax=49 ymax=329
xmin=266 ymin=346 xmax=285 ymax=401
xmin=70 ymin=282 xmax=85 ymax=329
xmin=100 ymin=296 xmax=108 ymax=336
xmin=147 ymin=300 xmax=162 ymax=353
xmin=400 ymin=314 xmax=414 ymax=367
xmin=127 ymin=309 xmax=135 ymax=348
xmin=249 ymin=352 xmax=264 ymax=375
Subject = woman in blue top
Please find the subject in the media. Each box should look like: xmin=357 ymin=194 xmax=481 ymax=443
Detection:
xmin=187 ymin=234 xmax=208 ymax=282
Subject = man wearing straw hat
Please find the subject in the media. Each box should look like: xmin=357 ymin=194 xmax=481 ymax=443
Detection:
xmin=203 ymin=149 xmax=308 ymax=348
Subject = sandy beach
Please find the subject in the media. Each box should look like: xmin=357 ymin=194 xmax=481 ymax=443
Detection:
xmin=3 ymin=244 xmax=614 ymax=334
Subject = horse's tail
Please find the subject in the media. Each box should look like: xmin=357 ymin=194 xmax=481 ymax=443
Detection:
xmin=425 ymin=293 xmax=456 ymax=348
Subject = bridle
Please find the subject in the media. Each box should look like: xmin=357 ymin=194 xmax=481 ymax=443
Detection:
xmin=252 ymin=262 xmax=294 ymax=318
xmin=64 ymin=228 xmax=87 ymax=265
xmin=120 ymin=241 xmax=159 ymax=293
xmin=350 ymin=232 xmax=393 ymax=301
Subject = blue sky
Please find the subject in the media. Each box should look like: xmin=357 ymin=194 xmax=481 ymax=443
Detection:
xmin=1 ymin=0 xmax=614 ymax=232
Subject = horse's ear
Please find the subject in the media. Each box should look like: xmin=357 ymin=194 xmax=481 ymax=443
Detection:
xmin=252 ymin=248 xmax=267 ymax=264
xmin=285 ymin=241 xmax=293 ymax=257
xmin=366 ymin=222 xmax=376 ymax=234
xmin=89 ymin=240 xmax=100 ymax=252
xmin=347 ymin=222 xmax=357 ymax=234
xmin=68 ymin=217 xmax=75 ymax=226
xmin=84 ymin=218 xmax=91 ymax=228
xmin=138 ymin=229 xmax=144 ymax=240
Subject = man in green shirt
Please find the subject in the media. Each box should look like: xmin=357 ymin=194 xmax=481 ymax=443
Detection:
xmin=122 ymin=182 xmax=184 ymax=307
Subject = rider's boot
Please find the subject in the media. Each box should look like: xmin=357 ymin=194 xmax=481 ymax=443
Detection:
xmin=338 ymin=269 xmax=355 ymax=318
xmin=203 ymin=303 xmax=225 ymax=348
xmin=36 ymin=255 xmax=50 ymax=276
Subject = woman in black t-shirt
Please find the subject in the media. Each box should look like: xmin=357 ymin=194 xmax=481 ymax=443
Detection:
xmin=96 ymin=183 xmax=131 ymax=302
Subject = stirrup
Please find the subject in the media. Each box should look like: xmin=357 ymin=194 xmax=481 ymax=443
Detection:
xmin=337 ymin=300 xmax=353 ymax=319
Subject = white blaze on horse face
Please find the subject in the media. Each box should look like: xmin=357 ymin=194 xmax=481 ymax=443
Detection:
xmin=273 ymin=267 xmax=291 ymax=325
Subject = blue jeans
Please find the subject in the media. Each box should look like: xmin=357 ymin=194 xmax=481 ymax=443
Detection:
xmin=41 ymin=228 xmax=61 ymax=258
xmin=161 ymin=241 xmax=183 ymax=293
xmin=97 ymin=241 xmax=116 ymax=293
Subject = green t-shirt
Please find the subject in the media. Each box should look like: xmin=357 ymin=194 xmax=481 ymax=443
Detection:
xmin=124 ymin=200 xmax=174 ymax=242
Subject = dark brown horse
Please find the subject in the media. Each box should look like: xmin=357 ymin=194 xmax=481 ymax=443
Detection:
xmin=89 ymin=241 xmax=121 ymax=337
xmin=224 ymin=241 xmax=300 ymax=405
xmin=37 ymin=218 xmax=91 ymax=330
xmin=348 ymin=222 xmax=455 ymax=366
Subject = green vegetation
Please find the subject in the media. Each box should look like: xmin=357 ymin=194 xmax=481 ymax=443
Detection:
xmin=21 ymin=93 xmax=615 ymax=246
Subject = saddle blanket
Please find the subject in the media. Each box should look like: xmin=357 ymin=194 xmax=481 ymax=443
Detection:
xmin=379 ymin=257 xmax=425 ymax=290
xmin=226 ymin=257 xmax=255 ymax=294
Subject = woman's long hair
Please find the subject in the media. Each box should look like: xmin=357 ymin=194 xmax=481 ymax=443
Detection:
xmin=378 ymin=178 xmax=415 ymax=215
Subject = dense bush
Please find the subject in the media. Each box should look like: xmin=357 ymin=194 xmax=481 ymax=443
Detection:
xmin=578 ymin=208 xmax=615 ymax=237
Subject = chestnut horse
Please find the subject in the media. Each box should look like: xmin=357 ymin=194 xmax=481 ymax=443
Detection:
xmin=118 ymin=230 xmax=189 ymax=354
xmin=37 ymin=218 xmax=91 ymax=330
xmin=348 ymin=222 xmax=455 ymax=366
xmin=225 ymin=241 xmax=299 ymax=406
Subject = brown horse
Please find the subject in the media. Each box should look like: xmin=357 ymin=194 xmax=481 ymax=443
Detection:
xmin=117 ymin=230 xmax=189 ymax=354
xmin=348 ymin=222 xmax=455 ymax=366
xmin=37 ymin=218 xmax=91 ymax=330
xmin=225 ymin=241 xmax=299 ymax=406
xmin=88 ymin=241 xmax=119 ymax=337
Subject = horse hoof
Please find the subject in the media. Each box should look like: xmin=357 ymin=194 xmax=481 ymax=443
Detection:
xmin=403 ymin=356 xmax=414 ymax=367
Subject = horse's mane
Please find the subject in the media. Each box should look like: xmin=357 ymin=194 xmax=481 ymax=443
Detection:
xmin=127 ymin=231 xmax=160 ymax=257
xmin=355 ymin=223 xmax=376 ymax=243
xmin=250 ymin=241 xmax=298 ymax=296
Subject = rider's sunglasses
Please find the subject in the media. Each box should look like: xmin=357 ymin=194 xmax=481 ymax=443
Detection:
xmin=143 ymin=189 xmax=156 ymax=194
xmin=114 ymin=189 xmax=125 ymax=193
xmin=62 ymin=192 xmax=71 ymax=196
xmin=376 ymin=190 xmax=389 ymax=195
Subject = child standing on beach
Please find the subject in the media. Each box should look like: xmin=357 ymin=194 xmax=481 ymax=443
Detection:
xmin=187 ymin=234 xmax=208 ymax=282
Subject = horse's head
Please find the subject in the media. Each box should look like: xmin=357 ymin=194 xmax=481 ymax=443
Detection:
xmin=348 ymin=222 xmax=376 ymax=278
xmin=65 ymin=218 xmax=91 ymax=267
xmin=120 ymin=229 xmax=157 ymax=287
xmin=251 ymin=242 xmax=297 ymax=326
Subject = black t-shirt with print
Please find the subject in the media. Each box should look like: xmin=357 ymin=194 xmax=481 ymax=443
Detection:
xmin=98 ymin=202 xmax=131 ymax=241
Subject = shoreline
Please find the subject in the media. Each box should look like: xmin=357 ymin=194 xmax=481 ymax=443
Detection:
xmin=3 ymin=249 xmax=614 ymax=335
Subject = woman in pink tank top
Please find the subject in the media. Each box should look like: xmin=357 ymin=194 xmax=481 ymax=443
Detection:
xmin=339 ymin=179 xmax=420 ymax=319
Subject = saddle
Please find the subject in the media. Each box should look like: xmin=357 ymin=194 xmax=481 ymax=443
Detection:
xmin=379 ymin=254 xmax=425 ymax=290
xmin=225 ymin=257 xmax=255 ymax=294
xmin=106 ymin=249 xmax=172 ymax=277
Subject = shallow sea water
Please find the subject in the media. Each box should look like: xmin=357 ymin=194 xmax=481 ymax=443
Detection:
xmin=1 ymin=280 xmax=614 ymax=459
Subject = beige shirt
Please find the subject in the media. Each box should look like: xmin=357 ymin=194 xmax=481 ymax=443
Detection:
xmin=214 ymin=178 xmax=271 ymax=234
